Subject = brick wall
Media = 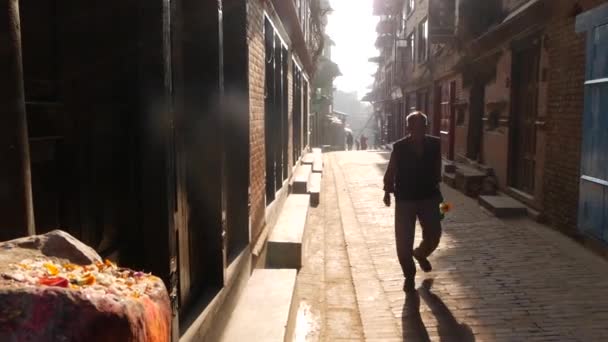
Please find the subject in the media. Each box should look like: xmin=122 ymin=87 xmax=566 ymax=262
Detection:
xmin=543 ymin=0 xmax=605 ymax=235
xmin=248 ymin=0 xmax=266 ymax=242
xmin=248 ymin=0 xmax=306 ymax=242
xmin=288 ymin=62 xmax=294 ymax=168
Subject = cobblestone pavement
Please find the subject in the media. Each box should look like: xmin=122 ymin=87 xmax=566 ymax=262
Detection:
xmin=293 ymin=153 xmax=364 ymax=342
xmin=329 ymin=150 xmax=608 ymax=342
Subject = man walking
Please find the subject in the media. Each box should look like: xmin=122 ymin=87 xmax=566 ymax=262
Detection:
xmin=383 ymin=111 xmax=443 ymax=293
xmin=346 ymin=132 xmax=354 ymax=151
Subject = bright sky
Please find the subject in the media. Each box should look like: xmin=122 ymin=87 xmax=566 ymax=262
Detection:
xmin=326 ymin=0 xmax=379 ymax=99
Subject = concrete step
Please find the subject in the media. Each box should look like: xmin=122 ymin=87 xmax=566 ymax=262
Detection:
xmin=312 ymin=154 xmax=323 ymax=173
xmin=267 ymin=194 xmax=309 ymax=269
xmin=443 ymin=171 xmax=457 ymax=188
xmin=312 ymin=147 xmax=322 ymax=155
xmin=309 ymin=173 xmax=321 ymax=207
xmin=290 ymin=164 xmax=312 ymax=194
xmin=455 ymin=166 xmax=486 ymax=197
xmin=479 ymin=195 xmax=527 ymax=218
xmin=301 ymin=153 xmax=314 ymax=165
xmin=321 ymin=145 xmax=333 ymax=152
xmin=476 ymin=164 xmax=494 ymax=176
xmin=220 ymin=269 xmax=298 ymax=342
xmin=443 ymin=161 xmax=456 ymax=174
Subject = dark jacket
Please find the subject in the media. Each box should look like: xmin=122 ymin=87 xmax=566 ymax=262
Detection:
xmin=383 ymin=135 xmax=442 ymax=201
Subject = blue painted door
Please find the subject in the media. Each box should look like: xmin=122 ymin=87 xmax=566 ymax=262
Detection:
xmin=577 ymin=6 xmax=608 ymax=243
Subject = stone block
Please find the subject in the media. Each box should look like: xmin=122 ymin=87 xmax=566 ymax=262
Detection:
xmin=0 ymin=231 xmax=171 ymax=342
xmin=0 ymin=230 xmax=102 ymax=267
xmin=220 ymin=269 xmax=297 ymax=342
xmin=455 ymin=167 xmax=486 ymax=197
xmin=291 ymin=164 xmax=312 ymax=194
xmin=301 ymin=153 xmax=314 ymax=165
xmin=479 ymin=195 xmax=527 ymax=218
xmin=309 ymin=173 xmax=322 ymax=207
xmin=312 ymin=154 xmax=323 ymax=173
xmin=443 ymin=161 xmax=456 ymax=174
xmin=267 ymin=195 xmax=309 ymax=269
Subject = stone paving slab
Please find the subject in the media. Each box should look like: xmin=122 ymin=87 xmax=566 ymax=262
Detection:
xmin=330 ymin=153 xmax=400 ymax=341
xmin=332 ymin=150 xmax=608 ymax=342
xmin=293 ymin=154 xmax=363 ymax=342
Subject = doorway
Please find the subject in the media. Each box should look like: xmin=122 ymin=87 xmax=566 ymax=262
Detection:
xmin=467 ymin=82 xmax=485 ymax=161
xmin=438 ymin=81 xmax=456 ymax=160
xmin=509 ymin=38 xmax=541 ymax=195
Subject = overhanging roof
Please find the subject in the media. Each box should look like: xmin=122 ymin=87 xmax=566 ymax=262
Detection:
xmin=271 ymin=0 xmax=314 ymax=75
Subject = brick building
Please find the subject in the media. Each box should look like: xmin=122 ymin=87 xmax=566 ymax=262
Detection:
xmin=1 ymin=0 xmax=322 ymax=339
xmin=368 ymin=0 xmax=608 ymax=251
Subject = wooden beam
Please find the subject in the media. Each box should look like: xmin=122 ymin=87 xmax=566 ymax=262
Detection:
xmin=0 ymin=0 xmax=35 ymax=240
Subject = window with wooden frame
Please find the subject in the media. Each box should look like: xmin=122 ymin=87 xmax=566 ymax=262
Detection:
xmin=264 ymin=17 xmax=290 ymax=205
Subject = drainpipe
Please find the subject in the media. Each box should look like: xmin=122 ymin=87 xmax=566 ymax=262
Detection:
xmin=0 ymin=0 xmax=36 ymax=239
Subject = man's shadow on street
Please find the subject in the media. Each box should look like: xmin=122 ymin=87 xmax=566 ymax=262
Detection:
xmin=402 ymin=279 xmax=475 ymax=342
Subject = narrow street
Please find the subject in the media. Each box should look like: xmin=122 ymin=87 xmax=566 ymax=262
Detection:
xmin=296 ymin=150 xmax=608 ymax=341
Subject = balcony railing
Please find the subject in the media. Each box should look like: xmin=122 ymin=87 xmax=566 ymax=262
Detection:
xmin=376 ymin=17 xmax=396 ymax=34
xmin=375 ymin=34 xmax=395 ymax=49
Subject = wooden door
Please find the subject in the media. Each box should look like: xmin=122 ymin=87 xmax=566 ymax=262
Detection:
xmin=510 ymin=40 xmax=540 ymax=195
xmin=19 ymin=0 xmax=67 ymax=236
xmin=467 ymin=82 xmax=484 ymax=161
xmin=439 ymin=81 xmax=456 ymax=160
xmin=175 ymin=0 xmax=225 ymax=316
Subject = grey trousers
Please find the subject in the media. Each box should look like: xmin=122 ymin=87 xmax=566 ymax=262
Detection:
xmin=395 ymin=196 xmax=442 ymax=279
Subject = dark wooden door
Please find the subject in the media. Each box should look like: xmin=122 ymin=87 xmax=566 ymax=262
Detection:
xmin=174 ymin=0 xmax=225 ymax=317
xmin=439 ymin=81 xmax=456 ymax=160
xmin=467 ymin=82 xmax=484 ymax=161
xmin=510 ymin=40 xmax=540 ymax=195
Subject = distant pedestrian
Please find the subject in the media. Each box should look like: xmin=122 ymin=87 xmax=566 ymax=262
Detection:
xmin=383 ymin=111 xmax=442 ymax=294
xmin=355 ymin=139 xmax=360 ymax=150
xmin=360 ymin=135 xmax=368 ymax=150
xmin=346 ymin=132 xmax=354 ymax=151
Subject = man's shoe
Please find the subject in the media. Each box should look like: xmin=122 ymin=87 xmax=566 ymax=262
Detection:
xmin=413 ymin=250 xmax=432 ymax=272
xmin=403 ymin=278 xmax=416 ymax=293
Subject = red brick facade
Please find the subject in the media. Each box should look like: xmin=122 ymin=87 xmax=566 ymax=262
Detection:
xmin=543 ymin=0 xmax=604 ymax=235
xmin=248 ymin=0 xmax=311 ymax=244
xmin=374 ymin=0 xmax=608 ymax=244
xmin=248 ymin=0 xmax=267 ymax=242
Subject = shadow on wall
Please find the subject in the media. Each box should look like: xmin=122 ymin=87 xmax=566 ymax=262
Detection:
xmin=402 ymin=279 xmax=475 ymax=342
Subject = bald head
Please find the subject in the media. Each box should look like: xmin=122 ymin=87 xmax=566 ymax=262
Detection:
xmin=406 ymin=111 xmax=427 ymax=141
